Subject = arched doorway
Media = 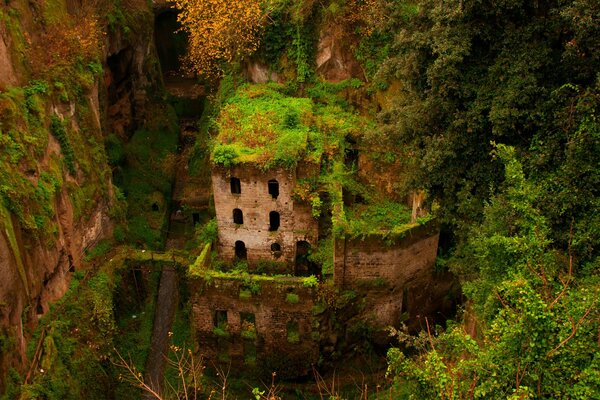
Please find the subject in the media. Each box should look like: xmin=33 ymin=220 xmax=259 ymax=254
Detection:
xmin=235 ymin=241 xmax=247 ymax=260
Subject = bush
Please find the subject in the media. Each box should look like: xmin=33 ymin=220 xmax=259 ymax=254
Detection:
xmin=302 ymin=275 xmax=318 ymax=288
xmin=285 ymin=293 xmax=300 ymax=304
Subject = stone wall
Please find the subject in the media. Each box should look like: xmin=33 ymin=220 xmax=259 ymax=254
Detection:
xmin=190 ymin=277 xmax=319 ymax=378
xmin=333 ymin=224 xmax=447 ymax=332
xmin=211 ymin=165 xmax=318 ymax=269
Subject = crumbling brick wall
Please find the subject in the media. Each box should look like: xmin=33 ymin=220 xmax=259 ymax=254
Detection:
xmin=333 ymin=224 xmax=447 ymax=332
xmin=190 ymin=277 xmax=319 ymax=378
xmin=211 ymin=165 xmax=318 ymax=269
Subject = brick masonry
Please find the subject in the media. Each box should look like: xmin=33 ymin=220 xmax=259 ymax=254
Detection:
xmin=333 ymin=224 xmax=449 ymax=331
xmin=211 ymin=164 xmax=319 ymax=268
xmin=190 ymin=277 xmax=319 ymax=378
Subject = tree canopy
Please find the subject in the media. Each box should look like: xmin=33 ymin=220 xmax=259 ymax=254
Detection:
xmin=371 ymin=0 xmax=600 ymax=397
xmin=169 ymin=0 xmax=265 ymax=78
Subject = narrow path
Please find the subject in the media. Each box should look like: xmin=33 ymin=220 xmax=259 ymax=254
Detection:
xmin=143 ymin=266 xmax=178 ymax=399
xmin=142 ymin=117 xmax=199 ymax=398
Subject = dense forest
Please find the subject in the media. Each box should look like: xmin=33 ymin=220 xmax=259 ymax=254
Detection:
xmin=0 ymin=0 xmax=598 ymax=399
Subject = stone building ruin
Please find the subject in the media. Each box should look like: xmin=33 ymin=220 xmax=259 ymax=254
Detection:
xmin=189 ymin=84 xmax=454 ymax=376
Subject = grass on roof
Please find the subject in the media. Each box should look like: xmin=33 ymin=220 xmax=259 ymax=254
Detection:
xmin=338 ymin=200 xmax=416 ymax=238
xmin=211 ymin=83 xmax=361 ymax=170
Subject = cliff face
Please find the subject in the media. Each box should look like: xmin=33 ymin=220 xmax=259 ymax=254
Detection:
xmin=0 ymin=0 xmax=161 ymax=383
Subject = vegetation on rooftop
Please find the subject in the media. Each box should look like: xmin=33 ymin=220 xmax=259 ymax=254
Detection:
xmin=211 ymin=83 xmax=362 ymax=170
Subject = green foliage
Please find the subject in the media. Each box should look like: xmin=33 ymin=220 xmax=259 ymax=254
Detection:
xmin=83 ymin=240 xmax=112 ymax=261
xmin=308 ymin=236 xmax=334 ymax=275
xmin=212 ymin=84 xmax=313 ymax=169
xmin=114 ymin=105 xmax=179 ymax=249
xmin=212 ymin=83 xmax=363 ymax=170
xmin=336 ymin=200 xmax=414 ymax=239
xmin=197 ymin=218 xmax=218 ymax=243
xmin=285 ymin=292 xmax=300 ymax=304
xmin=49 ymin=115 xmax=76 ymax=175
xmin=17 ymin=271 xmax=118 ymax=400
xmin=302 ymin=275 xmax=318 ymax=288
xmin=104 ymin=134 xmax=125 ymax=166
xmin=386 ymin=145 xmax=600 ymax=399
xmin=212 ymin=323 xmax=230 ymax=338
xmin=286 ymin=321 xmax=300 ymax=344
xmin=240 ymin=320 xmax=257 ymax=340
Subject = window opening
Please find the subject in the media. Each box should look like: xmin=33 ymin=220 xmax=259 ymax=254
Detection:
xmin=230 ymin=177 xmax=241 ymax=194
xmin=286 ymin=321 xmax=300 ymax=344
xmin=269 ymin=211 xmax=280 ymax=231
xmin=240 ymin=312 xmax=257 ymax=341
xmin=268 ymin=179 xmax=279 ymax=199
xmin=151 ymin=202 xmax=159 ymax=211
xmin=244 ymin=342 xmax=257 ymax=364
xmin=192 ymin=212 xmax=200 ymax=225
xmin=295 ymin=240 xmax=321 ymax=277
xmin=235 ymin=241 xmax=247 ymax=260
xmin=271 ymin=242 xmax=282 ymax=258
xmin=214 ymin=310 xmax=228 ymax=327
xmin=233 ymin=208 xmax=244 ymax=224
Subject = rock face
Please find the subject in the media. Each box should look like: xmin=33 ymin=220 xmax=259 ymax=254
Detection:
xmin=0 ymin=25 xmax=18 ymax=89
xmin=316 ymin=24 xmax=364 ymax=82
xmin=243 ymin=60 xmax=281 ymax=84
xmin=0 ymin=0 xmax=163 ymax=387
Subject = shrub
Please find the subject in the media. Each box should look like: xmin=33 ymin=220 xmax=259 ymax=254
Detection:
xmin=285 ymin=292 xmax=300 ymax=304
xmin=302 ymin=275 xmax=318 ymax=288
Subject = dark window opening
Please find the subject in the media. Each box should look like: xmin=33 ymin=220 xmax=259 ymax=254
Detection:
xmin=230 ymin=177 xmax=241 ymax=194
xmin=36 ymin=299 xmax=44 ymax=315
xmin=68 ymin=255 xmax=74 ymax=272
xmin=192 ymin=212 xmax=200 ymax=225
xmin=214 ymin=310 xmax=228 ymax=327
xmin=268 ymin=179 xmax=279 ymax=199
xmin=271 ymin=242 xmax=282 ymax=258
xmin=286 ymin=321 xmax=300 ymax=343
xmin=244 ymin=342 xmax=257 ymax=364
xmin=269 ymin=211 xmax=280 ymax=231
xmin=240 ymin=312 xmax=257 ymax=341
xmin=233 ymin=208 xmax=244 ymax=224
xmin=235 ymin=241 xmax=247 ymax=260
xmin=295 ymin=240 xmax=321 ymax=277
xmin=151 ymin=202 xmax=159 ymax=212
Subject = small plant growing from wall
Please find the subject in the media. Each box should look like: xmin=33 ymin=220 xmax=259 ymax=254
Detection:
xmin=285 ymin=292 xmax=299 ymax=304
xmin=302 ymin=275 xmax=318 ymax=288
xmin=286 ymin=321 xmax=300 ymax=344
xmin=212 ymin=322 xmax=230 ymax=338
xmin=240 ymin=320 xmax=257 ymax=340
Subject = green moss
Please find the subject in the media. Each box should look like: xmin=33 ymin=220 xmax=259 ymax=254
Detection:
xmin=41 ymin=0 xmax=68 ymax=25
xmin=212 ymin=324 xmax=230 ymax=338
xmin=213 ymin=84 xmax=313 ymax=169
xmin=83 ymin=240 xmax=112 ymax=262
xmin=0 ymin=203 xmax=28 ymax=296
xmin=49 ymin=115 xmax=76 ymax=175
xmin=115 ymin=105 xmax=179 ymax=249
xmin=285 ymin=292 xmax=300 ymax=304
xmin=334 ymin=200 xmax=415 ymax=239
xmin=212 ymin=83 xmax=363 ymax=170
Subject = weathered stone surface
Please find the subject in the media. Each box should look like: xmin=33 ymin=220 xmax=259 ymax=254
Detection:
xmin=190 ymin=278 xmax=319 ymax=378
xmin=316 ymin=25 xmax=364 ymax=82
xmin=333 ymin=223 xmax=453 ymax=333
xmin=212 ymin=165 xmax=318 ymax=268
xmin=243 ymin=60 xmax=281 ymax=84
xmin=0 ymin=24 xmax=18 ymax=89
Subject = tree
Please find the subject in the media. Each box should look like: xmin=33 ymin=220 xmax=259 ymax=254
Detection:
xmin=169 ymin=0 xmax=266 ymax=79
xmin=386 ymin=145 xmax=600 ymax=399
